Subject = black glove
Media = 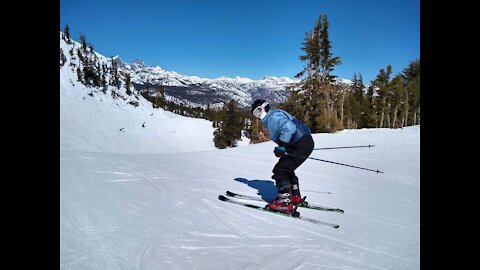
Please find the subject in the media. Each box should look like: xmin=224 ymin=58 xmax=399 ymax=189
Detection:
xmin=274 ymin=146 xmax=286 ymax=157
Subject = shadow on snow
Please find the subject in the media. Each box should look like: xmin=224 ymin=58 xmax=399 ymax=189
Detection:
xmin=233 ymin=177 xmax=277 ymax=202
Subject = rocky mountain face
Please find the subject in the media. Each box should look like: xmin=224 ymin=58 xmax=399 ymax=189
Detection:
xmin=121 ymin=58 xmax=299 ymax=109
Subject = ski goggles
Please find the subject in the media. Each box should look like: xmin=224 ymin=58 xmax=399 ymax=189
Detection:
xmin=252 ymin=102 xmax=268 ymax=118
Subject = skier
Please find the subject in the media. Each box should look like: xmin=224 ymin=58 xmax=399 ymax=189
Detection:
xmin=251 ymin=99 xmax=314 ymax=214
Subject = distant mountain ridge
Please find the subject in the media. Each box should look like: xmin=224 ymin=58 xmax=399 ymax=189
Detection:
xmin=60 ymin=31 xmax=352 ymax=110
xmin=114 ymin=57 xmax=299 ymax=108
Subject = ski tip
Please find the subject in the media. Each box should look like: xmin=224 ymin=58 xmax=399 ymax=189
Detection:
xmin=334 ymin=225 xmax=340 ymax=229
xmin=226 ymin=191 xmax=234 ymax=196
xmin=218 ymin=195 xmax=228 ymax=201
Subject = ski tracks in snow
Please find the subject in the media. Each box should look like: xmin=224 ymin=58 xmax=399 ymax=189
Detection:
xmin=138 ymin=240 xmax=152 ymax=270
xmin=203 ymin=196 xmax=413 ymax=269
xmin=241 ymin=248 xmax=310 ymax=270
xmin=202 ymin=198 xmax=249 ymax=239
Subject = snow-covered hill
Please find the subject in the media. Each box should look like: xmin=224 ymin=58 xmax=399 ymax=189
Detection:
xmin=60 ymin=31 xmax=419 ymax=270
xmin=60 ymin=32 xmax=216 ymax=154
xmin=60 ymin=126 xmax=420 ymax=270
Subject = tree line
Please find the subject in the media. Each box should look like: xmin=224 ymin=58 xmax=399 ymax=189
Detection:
xmin=214 ymin=14 xmax=420 ymax=148
xmin=278 ymin=14 xmax=420 ymax=133
xmin=140 ymin=87 xmax=216 ymax=120
xmin=60 ymin=24 xmax=139 ymax=106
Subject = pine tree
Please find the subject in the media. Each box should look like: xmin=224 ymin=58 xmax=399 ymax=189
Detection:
xmin=101 ymin=63 xmax=107 ymax=86
xmin=390 ymin=75 xmax=405 ymax=128
xmin=63 ymin=24 xmax=71 ymax=44
xmin=354 ymin=73 xmax=368 ymax=127
xmin=401 ymin=59 xmax=420 ymax=125
xmin=282 ymin=14 xmax=341 ymax=133
xmin=347 ymin=73 xmax=363 ymax=128
xmin=315 ymin=14 xmax=342 ymax=132
xmin=364 ymin=84 xmax=378 ymax=128
xmin=76 ymin=66 xmax=84 ymax=84
xmin=213 ymin=100 xmax=243 ymax=149
xmin=82 ymin=56 xmax=91 ymax=86
xmin=60 ymin=48 xmax=66 ymax=67
xmin=154 ymin=85 xmax=166 ymax=109
xmin=79 ymin=34 xmax=87 ymax=53
xmin=372 ymin=65 xmax=392 ymax=128
xmin=248 ymin=116 xmax=270 ymax=144
xmin=319 ymin=15 xmax=342 ymax=84
xmin=109 ymin=58 xmax=119 ymax=87
xmin=204 ymin=104 xmax=213 ymax=121
xmin=122 ymin=71 xmax=132 ymax=95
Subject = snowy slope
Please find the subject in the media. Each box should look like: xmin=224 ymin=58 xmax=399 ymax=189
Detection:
xmin=60 ymin=33 xmax=216 ymax=154
xmin=60 ymin=93 xmax=420 ymax=270
xmin=60 ymin=32 xmax=419 ymax=270
xmin=60 ymin=68 xmax=215 ymax=154
xmin=60 ymin=127 xmax=420 ymax=269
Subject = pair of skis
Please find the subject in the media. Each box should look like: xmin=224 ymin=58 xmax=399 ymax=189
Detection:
xmin=225 ymin=191 xmax=344 ymax=213
xmin=218 ymin=191 xmax=343 ymax=229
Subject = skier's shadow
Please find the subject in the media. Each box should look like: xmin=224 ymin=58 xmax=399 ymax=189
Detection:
xmin=234 ymin=177 xmax=277 ymax=202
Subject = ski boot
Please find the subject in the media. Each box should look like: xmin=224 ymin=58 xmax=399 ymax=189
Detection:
xmin=291 ymin=183 xmax=303 ymax=205
xmin=266 ymin=187 xmax=299 ymax=217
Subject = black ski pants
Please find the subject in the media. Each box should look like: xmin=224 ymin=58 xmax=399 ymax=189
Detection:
xmin=272 ymin=134 xmax=314 ymax=191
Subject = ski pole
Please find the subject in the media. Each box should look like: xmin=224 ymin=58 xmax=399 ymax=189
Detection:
xmin=286 ymin=152 xmax=384 ymax=174
xmin=313 ymin=144 xmax=375 ymax=150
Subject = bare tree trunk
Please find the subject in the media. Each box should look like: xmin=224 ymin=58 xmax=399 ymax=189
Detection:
xmin=330 ymin=84 xmax=335 ymax=117
xmin=332 ymin=108 xmax=339 ymax=130
xmin=379 ymin=97 xmax=386 ymax=128
xmin=340 ymin=91 xmax=345 ymax=125
xmin=303 ymin=92 xmax=311 ymax=127
xmin=417 ymin=107 xmax=420 ymax=124
xmin=404 ymin=90 xmax=409 ymax=127
xmin=380 ymin=108 xmax=385 ymax=128
xmin=326 ymin=90 xmax=331 ymax=118
xmin=392 ymin=105 xmax=398 ymax=128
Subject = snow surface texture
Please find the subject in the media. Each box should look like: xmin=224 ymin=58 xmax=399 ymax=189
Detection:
xmin=60 ymin=34 xmax=419 ymax=270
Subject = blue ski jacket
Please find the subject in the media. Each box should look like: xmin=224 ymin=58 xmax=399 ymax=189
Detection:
xmin=261 ymin=109 xmax=311 ymax=145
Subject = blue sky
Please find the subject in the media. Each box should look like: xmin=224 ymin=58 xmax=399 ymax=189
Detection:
xmin=60 ymin=0 xmax=419 ymax=83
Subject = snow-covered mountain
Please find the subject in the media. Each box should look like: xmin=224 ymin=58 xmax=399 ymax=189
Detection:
xmin=60 ymin=32 xmax=217 ymax=153
xmin=119 ymin=57 xmax=298 ymax=108
xmin=121 ymin=57 xmax=357 ymax=109
xmin=60 ymin=32 xmax=356 ymax=110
